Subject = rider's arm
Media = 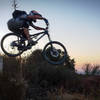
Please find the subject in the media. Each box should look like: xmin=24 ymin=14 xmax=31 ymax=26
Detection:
xmin=30 ymin=22 xmax=45 ymax=30
xmin=27 ymin=14 xmax=47 ymax=30
xmin=27 ymin=14 xmax=45 ymax=20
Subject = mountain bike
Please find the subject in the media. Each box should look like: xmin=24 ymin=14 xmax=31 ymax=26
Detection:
xmin=1 ymin=19 xmax=67 ymax=65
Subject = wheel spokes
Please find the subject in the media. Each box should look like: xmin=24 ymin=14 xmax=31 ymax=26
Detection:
xmin=2 ymin=34 xmax=23 ymax=56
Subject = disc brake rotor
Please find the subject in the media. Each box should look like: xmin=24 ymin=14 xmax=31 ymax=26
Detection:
xmin=50 ymin=48 xmax=60 ymax=58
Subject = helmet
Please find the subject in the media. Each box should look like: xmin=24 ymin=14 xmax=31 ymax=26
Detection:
xmin=29 ymin=10 xmax=42 ymax=16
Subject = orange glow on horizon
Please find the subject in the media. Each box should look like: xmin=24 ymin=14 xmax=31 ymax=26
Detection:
xmin=74 ymin=55 xmax=100 ymax=71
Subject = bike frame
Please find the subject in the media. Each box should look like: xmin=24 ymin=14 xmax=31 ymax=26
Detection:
xmin=30 ymin=30 xmax=52 ymax=43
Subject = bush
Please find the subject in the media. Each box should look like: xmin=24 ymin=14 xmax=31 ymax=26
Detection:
xmin=23 ymin=49 xmax=76 ymax=88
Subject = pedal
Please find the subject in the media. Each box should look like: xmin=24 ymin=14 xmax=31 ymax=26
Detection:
xmin=26 ymin=45 xmax=32 ymax=49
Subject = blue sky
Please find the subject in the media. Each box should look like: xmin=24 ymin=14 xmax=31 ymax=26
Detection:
xmin=0 ymin=0 xmax=100 ymax=70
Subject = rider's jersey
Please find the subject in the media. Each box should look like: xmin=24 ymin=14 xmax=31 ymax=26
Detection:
xmin=13 ymin=10 xmax=28 ymax=25
xmin=12 ymin=10 xmax=27 ymax=19
xmin=15 ymin=14 xmax=28 ymax=26
xmin=8 ymin=10 xmax=29 ymax=32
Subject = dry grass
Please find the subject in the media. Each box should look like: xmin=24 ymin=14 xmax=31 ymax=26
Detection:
xmin=47 ymin=92 xmax=100 ymax=100
xmin=47 ymin=86 xmax=87 ymax=100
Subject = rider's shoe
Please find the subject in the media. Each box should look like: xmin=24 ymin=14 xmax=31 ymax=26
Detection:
xmin=26 ymin=39 xmax=37 ymax=49
xmin=28 ymin=39 xmax=37 ymax=46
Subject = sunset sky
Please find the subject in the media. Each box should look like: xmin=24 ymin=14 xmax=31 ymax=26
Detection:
xmin=0 ymin=0 xmax=100 ymax=71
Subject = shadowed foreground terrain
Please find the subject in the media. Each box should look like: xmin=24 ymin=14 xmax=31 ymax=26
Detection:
xmin=0 ymin=49 xmax=100 ymax=100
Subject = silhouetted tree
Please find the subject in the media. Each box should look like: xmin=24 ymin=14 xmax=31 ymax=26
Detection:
xmin=82 ymin=64 xmax=100 ymax=75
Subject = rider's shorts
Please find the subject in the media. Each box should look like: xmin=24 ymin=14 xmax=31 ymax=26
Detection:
xmin=7 ymin=18 xmax=29 ymax=33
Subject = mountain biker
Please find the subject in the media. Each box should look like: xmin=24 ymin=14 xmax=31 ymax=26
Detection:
xmin=7 ymin=10 xmax=47 ymax=46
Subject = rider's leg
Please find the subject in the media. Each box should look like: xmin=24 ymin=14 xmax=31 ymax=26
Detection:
xmin=23 ymin=27 xmax=35 ymax=45
xmin=23 ymin=27 xmax=30 ymax=40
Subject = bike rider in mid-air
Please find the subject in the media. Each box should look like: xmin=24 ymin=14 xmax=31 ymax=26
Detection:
xmin=7 ymin=10 xmax=47 ymax=47
xmin=1 ymin=9 xmax=67 ymax=64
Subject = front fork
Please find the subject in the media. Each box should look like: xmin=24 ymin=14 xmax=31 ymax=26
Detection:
xmin=47 ymin=31 xmax=52 ymax=42
xmin=47 ymin=34 xmax=59 ymax=57
xmin=47 ymin=33 xmax=54 ymax=51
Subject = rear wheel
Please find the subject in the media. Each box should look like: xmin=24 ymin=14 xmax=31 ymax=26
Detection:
xmin=43 ymin=41 xmax=67 ymax=65
xmin=1 ymin=33 xmax=25 ymax=57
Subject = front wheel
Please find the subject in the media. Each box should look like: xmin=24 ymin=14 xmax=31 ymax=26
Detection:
xmin=1 ymin=33 xmax=25 ymax=57
xmin=42 ymin=41 xmax=67 ymax=65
